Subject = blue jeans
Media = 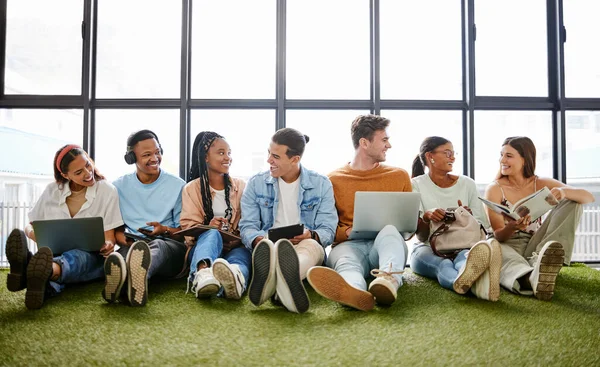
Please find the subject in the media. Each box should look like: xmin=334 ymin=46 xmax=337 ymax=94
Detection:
xmin=48 ymin=249 xmax=105 ymax=294
xmin=326 ymin=225 xmax=407 ymax=291
xmin=188 ymin=229 xmax=251 ymax=289
xmin=118 ymin=238 xmax=186 ymax=279
xmin=410 ymin=244 xmax=468 ymax=290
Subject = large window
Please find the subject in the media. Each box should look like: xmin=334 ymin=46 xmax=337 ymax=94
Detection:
xmin=190 ymin=110 xmax=275 ymax=180
xmin=4 ymin=0 xmax=82 ymax=95
xmin=286 ymin=0 xmax=370 ymax=99
xmin=475 ymin=0 xmax=548 ymax=96
xmin=474 ymin=111 xmax=553 ymax=184
xmin=563 ymin=1 xmax=600 ymax=98
xmin=191 ymin=1 xmax=276 ymax=99
xmin=380 ymin=0 xmax=462 ymax=100
xmin=94 ymin=110 xmax=181 ymax=181
xmin=96 ymin=0 xmax=181 ymax=98
xmin=286 ymin=110 xmax=367 ymax=175
xmin=382 ymin=110 xmax=464 ymax=175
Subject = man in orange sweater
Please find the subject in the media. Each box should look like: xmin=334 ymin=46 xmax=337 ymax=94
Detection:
xmin=307 ymin=114 xmax=412 ymax=311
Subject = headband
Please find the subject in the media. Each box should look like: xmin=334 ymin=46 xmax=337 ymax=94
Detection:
xmin=55 ymin=144 xmax=82 ymax=174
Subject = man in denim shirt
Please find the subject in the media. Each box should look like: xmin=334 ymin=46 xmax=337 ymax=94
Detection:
xmin=239 ymin=128 xmax=337 ymax=313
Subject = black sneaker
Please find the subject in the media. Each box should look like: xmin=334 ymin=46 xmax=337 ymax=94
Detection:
xmin=274 ymin=239 xmax=310 ymax=313
xmin=102 ymin=252 xmax=127 ymax=303
xmin=25 ymin=247 xmax=54 ymax=310
xmin=6 ymin=229 xmax=32 ymax=292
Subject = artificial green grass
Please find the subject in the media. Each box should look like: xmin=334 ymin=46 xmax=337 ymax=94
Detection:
xmin=1 ymin=265 xmax=599 ymax=366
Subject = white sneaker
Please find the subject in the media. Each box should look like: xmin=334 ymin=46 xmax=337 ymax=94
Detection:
xmin=529 ymin=241 xmax=564 ymax=301
xmin=368 ymin=265 xmax=402 ymax=306
xmin=192 ymin=267 xmax=221 ymax=299
xmin=472 ymin=239 xmax=502 ymax=302
xmin=453 ymin=241 xmax=490 ymax=294
xmin=212 ymin=258 xmax=245 ymax=300
xmin=248 ymin=239 xmax=277 ymax=307
xmin=275 ymin=239 xmax=310 ymax=313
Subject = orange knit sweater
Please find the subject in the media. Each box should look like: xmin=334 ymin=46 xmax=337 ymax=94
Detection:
xmin=328 ymin=163 xmax=411 ymax=243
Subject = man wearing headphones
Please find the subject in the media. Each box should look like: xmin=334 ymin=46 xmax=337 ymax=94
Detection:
xmin=105 ymin=130 xmax=186 ymax=307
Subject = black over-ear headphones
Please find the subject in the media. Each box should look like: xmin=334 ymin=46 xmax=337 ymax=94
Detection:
xmin=124 ymin=129 xmax=164 ymax=165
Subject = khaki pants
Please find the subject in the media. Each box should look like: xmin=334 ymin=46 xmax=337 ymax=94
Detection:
xmin=499 ymin=200 xmax=582 ymax=294
xmin=294 ymin=239 xmax=325 ymax=280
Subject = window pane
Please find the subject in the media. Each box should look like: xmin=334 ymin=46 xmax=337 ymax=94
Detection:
xmin=287 ymin=0 xmax=370 ymax=99
xmin=191 ymin=110 xmax=275 ymax=181
xmin=380 ymin=0 xmax=462 ymax=100
xmin=95 ymin=110 xmax=181 ymax=181
xmin=0 ymin=109 xmax=82 ymax=203
xmin=5 ymin=0 xmax=82 ymax=95
xmin=474 ymin=111 xmax=552 ymax=184
xmin=382 ymin=111 xmax=464 ymax=175
xmin=565 ymin=111 xmax=600 ymax=261
xmin=564 ymin=2 xmax=600 ymax=98
xmin=475 ymin=1 xmax=547 ymax=96
xmin=96 ymin=1 xmax=181 ymax=98
xmin=191 ymin=1 xmax=276 ymax=99
xmin=286 ymin=110 xmax=368 ymax=175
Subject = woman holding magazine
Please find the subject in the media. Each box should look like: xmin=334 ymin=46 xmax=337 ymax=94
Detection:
xmin=484 ymin=136 xmax=594 ymax=301
xmin=411 ymin=136 xmax=502 ymax=301
xmin=5 ymin=145 xmax=123 ymax=309
xmin=179 ymin=131 xmax=251 ymax=300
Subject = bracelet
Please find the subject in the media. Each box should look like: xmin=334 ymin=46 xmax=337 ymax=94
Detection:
xmin=163 ymin=228 xmax=170 ymax=236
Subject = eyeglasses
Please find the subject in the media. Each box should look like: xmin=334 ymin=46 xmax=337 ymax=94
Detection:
xmin=432 ymin=150 xmax=458 ymax=158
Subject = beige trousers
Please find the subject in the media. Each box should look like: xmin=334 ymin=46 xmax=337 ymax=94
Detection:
xmin=294 ymin=239 xmax=325 ymax=280
xmin=499 ymin=200 xmax=582 ymax=294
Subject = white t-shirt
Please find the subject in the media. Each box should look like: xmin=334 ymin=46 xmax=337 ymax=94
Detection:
xmin=411 ymin=174 xmax=490 ymax=228
xmin=28 ymin=179 xmax=124 ymax=231
xmin=210 ymin=186 xmax=228 ymax=218
xmin=273 ymin=177 xmax=300 ymax=227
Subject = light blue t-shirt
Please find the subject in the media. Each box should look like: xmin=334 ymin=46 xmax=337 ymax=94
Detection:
xmin=113 ymin=169 xmax=186 ymax=234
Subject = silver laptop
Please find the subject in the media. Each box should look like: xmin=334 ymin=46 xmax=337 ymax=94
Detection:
xmin=349 ymin=191 xmax=421 ymax=240
xmin=32 ymin=217 xmax=105 ymax=255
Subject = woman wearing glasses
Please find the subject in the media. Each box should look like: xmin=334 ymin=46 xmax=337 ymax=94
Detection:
xmin=483 ymin=136 xmax=593 ymax=301
xmin=410 ymin=136 xmax=501 ymax=301
xmin=179 ymin=131 xmax=251 ymax=301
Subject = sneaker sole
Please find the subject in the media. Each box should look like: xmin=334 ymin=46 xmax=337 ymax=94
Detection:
xmin=307 ymin=266 xmax=374 ymax=312
xmin=102 ymin=254 xmax=126 ymax=303
xmin=369 ymin=283 xmax=396 ymax=306
xmin=277 ymin=241 xmax=310 ymax=313
xmin=25 ymin=247 xmax=53 ymax=310
xmin=453 ymin=243 xmax=490 ymax=294
xmin=196 ymin=283 xmax=221 ymax=298
xmin=213 ymin=262 xmax=242 ymax=300
xmin=248 ymin=242 xmax=274 ymax=306
xmin=535 ymin=242 xmax=565 ymax=301
xmin=127 ymin=242 xmax=151 ymax=307
xmin=6 ymin=229 xmax=29 ymax=292
xmin=487 ymin=239 xmax=502 ymax=302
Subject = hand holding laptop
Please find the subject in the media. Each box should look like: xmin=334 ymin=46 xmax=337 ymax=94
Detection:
xmin=99 ymin=241 xmax=114 ymax=257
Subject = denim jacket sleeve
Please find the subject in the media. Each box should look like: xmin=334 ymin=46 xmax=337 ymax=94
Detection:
xmin=312 ymin=177 xmax=338 ymax=247
xmin=239 ymin=176 xmax=268 ymax=250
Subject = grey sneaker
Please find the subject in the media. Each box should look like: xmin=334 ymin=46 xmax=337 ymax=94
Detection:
xmin=6 ymin=228 xmax=31 ymax=292
xmin=126 ymin=241 xmax=152 ymax=307
xmin=529 ymin=241 xmax=564 ymax=301
xmin=102 ymin=252 xmax=127 ymax=303
xmin=248 ymin=239 xmax=277 ymax=307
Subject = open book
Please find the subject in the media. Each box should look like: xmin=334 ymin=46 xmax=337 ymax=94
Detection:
xmin=479 ymin=186 xmax=559 ymax=222
xmin=174 ymin=224 xmax=240 ymax=243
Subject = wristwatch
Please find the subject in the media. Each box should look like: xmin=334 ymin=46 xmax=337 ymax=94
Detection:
xmin=310 ymin=230 xmax=319 ymax=243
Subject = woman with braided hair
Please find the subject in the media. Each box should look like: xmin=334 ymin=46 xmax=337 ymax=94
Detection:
xmin=180 ymin=131 xmax=251 ymax=300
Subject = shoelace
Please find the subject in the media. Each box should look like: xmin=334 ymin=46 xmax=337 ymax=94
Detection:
xmin=370 ymin=263 xmax=404 ymax=278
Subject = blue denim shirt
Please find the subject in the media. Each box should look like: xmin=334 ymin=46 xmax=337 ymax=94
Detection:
xmin=240 ymin=165 xmax=338 ymax=250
